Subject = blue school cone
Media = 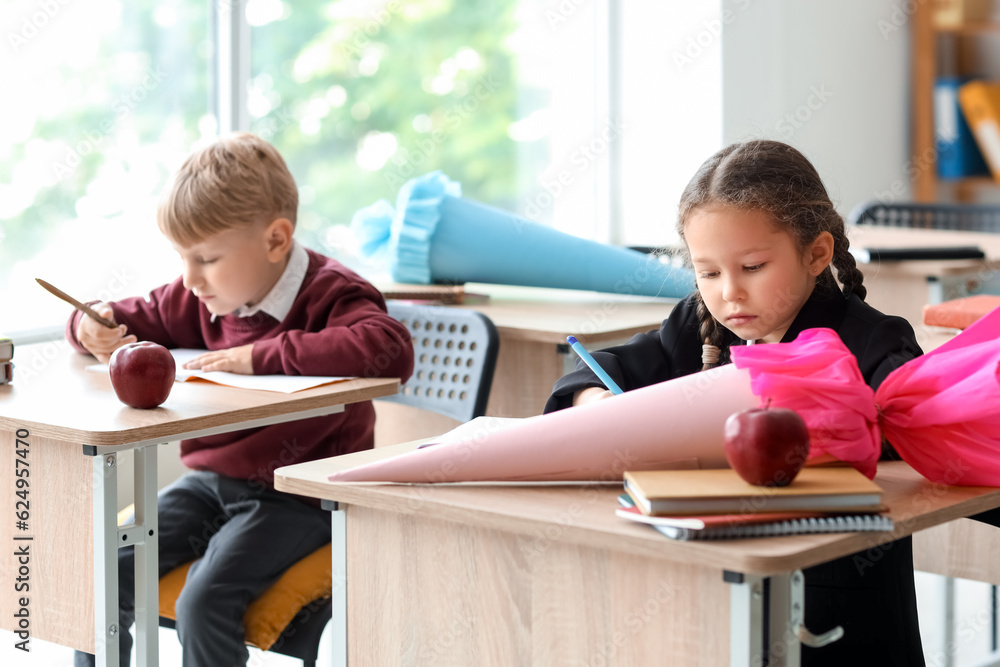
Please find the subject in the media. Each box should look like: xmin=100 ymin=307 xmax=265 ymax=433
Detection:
xmin=351 ymin=171 xmax=693 ymax=297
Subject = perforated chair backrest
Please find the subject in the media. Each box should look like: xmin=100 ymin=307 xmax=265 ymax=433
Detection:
xmin=380 ymin=302 xmax=499 ymax=423
xmin=849 ymin=200 xmax=1000 ymax=233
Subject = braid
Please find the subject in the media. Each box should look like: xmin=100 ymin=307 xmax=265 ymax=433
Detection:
xmin=696 ymin=291 xmax=727 ymax=370
xmin=829 ymin=226 xmax=867 ymax=300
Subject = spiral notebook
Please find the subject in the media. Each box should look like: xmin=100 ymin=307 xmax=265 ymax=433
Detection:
xmin=616 ymin=496 xmax=893 ymax=541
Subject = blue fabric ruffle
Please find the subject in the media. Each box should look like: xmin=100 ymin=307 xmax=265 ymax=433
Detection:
xmin=349 ymin=171 xmax=461 ymax=284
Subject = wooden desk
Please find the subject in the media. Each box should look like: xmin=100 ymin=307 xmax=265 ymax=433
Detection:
xmin=275 ymin=444 xmax=1000 ymax=667
xmin=848 ymin=225 xmax=1000 ymax=338
xmin=845 ymin=228 xmax=1000 ymax=584
xmin=0 ymin=342 xmax=398 ymax=666
xmin=375 ymin=285 xmax=674 ymax=444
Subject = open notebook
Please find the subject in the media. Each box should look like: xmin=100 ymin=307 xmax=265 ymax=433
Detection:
xmin=88 ymin=348 xmax=352 ymax=394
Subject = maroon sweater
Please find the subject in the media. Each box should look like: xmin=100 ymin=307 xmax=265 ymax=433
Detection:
xmin=67 ymin=249 xmax=414 ymax=488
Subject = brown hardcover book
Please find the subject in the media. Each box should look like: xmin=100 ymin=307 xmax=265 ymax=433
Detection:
xmin=623 ymin=466 xmax=883 ymax=516
xmin=923 ymin=295 xmax=1000 ymax=330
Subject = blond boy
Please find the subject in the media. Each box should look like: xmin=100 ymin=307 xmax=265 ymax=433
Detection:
xmin=69 ymin=133 xmax=413 ymax=666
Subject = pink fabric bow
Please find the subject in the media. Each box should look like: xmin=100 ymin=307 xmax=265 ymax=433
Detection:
xmin=731 ymin=307 xmax=1000 ymax=486
xmin=730 ymin=329 xmax=881 ymax=478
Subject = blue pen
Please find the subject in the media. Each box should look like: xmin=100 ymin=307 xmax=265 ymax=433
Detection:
xmin=566 ymin=336 xmax=624 ymax=395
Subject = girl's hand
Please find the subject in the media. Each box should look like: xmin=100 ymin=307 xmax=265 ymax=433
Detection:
xmin=183 ymin=344 xmax=254 ymax=374
xmin=76 ymin=304 xmax=137 ymax=364
xmin=573 ymin=386 xmax=615 ymax=406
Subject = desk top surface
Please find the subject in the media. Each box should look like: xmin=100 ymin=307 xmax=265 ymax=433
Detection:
xmin=848 ymin=225 xmax=1000 ymax=273
xmin=0 ymin=342 xmax=398 ymax=447
xmin=421 ymin=283 xmax=676 ymax=345
xmin=275 ymin=441 xmax=1000 ymax=576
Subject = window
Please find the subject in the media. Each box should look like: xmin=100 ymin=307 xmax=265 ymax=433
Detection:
xmin=0 ymin=0 xmax=721 ymax=340
xmin=0 ymin=0 xmax=210 ymax=338
xmin=248 ymin=0 xmax=604 ymax=260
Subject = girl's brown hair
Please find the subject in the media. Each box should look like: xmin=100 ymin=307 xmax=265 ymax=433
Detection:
xmin=158 ymin=132 xmax=298 ymax=246
xmin=676 ymin=139 xmax=864 ymax=370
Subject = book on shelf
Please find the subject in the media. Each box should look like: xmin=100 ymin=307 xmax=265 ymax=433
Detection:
xmin=615 ymin=497 xmax=893 ymax=541
xmin=935 ymin=77 xmax=991 ymax=179
xmin=958 ymin=80 xmax=1000 ymax=182
xmin=623 ymin=466 xmax=884 ymax=516
xmin=923 ymin=294 xmax=1000 ymax=330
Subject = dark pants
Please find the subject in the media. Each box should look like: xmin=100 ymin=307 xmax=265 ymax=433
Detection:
xmin=75 ymin=471 xmax=331 ymax=667
xmin=802 ymin=536 xmax=924 ymax=666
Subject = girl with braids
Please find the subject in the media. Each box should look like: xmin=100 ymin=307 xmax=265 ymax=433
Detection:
xmin=545 ymin=139 xmax=925 ymax=666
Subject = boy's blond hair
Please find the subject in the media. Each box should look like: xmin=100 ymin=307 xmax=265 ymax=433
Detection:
xmin=158 ymin=132 xmax=298 ymax=246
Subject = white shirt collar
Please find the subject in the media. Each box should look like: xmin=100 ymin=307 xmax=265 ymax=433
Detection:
xmin=211 ymin=242 xmax=308 ymax=323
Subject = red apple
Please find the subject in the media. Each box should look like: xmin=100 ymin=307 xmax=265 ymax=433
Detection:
xmin=109 ymin=342 xmax=176 ymax=409
xmin=723 ymin=403 xmax=810 ymax=487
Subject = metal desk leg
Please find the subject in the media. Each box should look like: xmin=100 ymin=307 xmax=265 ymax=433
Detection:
xmin=324 ymin=500 xmax=347 ymax=667
xmin=93 ymin=453 xmax=120 ymax=667
xmin=726 ymin=570 xmax=765 ymax=666
xmin=90 ymin=445 xmax=160 ymax=667
xmin=768 ymin=572 xmax=801 ymax=667
xmin=130 ymin=446 xmax=158 ymax=667
xmin=727 ymin=569 xmax=842 ymax=667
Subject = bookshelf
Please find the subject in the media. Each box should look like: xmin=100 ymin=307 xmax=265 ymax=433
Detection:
xmin=912 ymin=3 xmax=1000 ymax=202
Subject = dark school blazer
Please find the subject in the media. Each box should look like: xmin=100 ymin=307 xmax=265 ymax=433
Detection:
xmin=544 ymin=285 xmax=927 ymax=667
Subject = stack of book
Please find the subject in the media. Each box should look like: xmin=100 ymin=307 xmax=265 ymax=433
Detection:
xmin=618 ymin=467 xmax=892 ymax=541
xmin=0 ymin=337 xmax=12 ymax=385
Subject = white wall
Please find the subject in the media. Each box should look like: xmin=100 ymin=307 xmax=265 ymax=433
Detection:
xmin=721 ymin=0 xmax=911 ymax=218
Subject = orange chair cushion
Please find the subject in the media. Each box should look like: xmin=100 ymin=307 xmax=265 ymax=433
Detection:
xmin=119 ymin=505 xmax=332 ymax=651
xmin=158 ymin=544 xmax=332 ymax=650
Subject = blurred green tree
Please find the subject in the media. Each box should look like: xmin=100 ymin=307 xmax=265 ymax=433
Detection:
xmin=1 ymin=0 xmax=527 ymax=301
xmin=250 ymin=0 xmax=521 ymax=253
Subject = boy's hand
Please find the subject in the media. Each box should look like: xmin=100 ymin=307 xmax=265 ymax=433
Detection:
xmin=183 ymin=344 xmax=254 ymax=374
xmin=573 ymin=386 xmax=615 ymax=406
xmin=76 ymin=304 xmax=137 ymax=364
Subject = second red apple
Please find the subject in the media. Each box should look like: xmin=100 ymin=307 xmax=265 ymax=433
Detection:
xmin=723 ymin=404 xmax=811 ymax=487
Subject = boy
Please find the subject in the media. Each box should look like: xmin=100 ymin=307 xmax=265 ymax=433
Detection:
xmin=69 ymin=132 xmax=414 ymax=666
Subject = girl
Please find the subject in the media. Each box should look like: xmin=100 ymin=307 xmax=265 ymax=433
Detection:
xmin=545 ymin=140 xmax=924 ymax=666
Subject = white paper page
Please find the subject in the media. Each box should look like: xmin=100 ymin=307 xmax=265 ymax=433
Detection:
xmin=88 ymin=348 xmax=352 ymax=394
